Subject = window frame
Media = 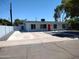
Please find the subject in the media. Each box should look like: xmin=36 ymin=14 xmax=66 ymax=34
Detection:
xmin=54 ymin=24 xmax=57 ymax=29
xmin=40 ymin=24 xmax=47 ymax=29
xmin=31 ymin=24 xmax=36 ymax=30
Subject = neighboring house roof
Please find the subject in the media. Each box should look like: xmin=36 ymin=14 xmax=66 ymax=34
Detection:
xmin=24 ymin=21 xmax=63 ymax=24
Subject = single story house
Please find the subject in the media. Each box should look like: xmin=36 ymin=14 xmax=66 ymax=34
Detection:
xmin=17 ymin=20 xmax=63 ymax=32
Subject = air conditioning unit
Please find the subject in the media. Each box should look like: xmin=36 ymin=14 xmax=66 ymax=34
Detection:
xmin=41 ymin=19 xmax=45 ymax=22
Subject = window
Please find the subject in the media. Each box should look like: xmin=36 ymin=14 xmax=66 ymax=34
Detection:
xmin=31 ymin=24 xmax=36 ymax=29
xmin=40 ymin=24 xmax=47 ymax=29
xmin=21 ymin=26 xmax=24 ymax=30
xmin=54 ymin=24 xmax=57 ymax=29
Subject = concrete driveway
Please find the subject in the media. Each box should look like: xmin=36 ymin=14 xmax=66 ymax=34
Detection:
xmin=0 ymin=31 xmax=79 ymax=59
xmin=7 ymin=31 xmax=72 ymax=41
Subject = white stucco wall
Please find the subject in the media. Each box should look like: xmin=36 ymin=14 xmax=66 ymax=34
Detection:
xmin=17 ymin=21 xmax=63 ymax=32
xmin=0 ymin=25 xmax=14 ymax=40
xmin=25 ymin=22 xmax=56 ymax=31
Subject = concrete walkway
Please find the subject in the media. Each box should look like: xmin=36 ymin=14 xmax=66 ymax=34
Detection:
xmin=0 ymin=31 xmax=79 ymax=59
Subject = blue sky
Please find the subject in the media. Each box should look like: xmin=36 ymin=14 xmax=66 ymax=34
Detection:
xmin=0 ymin=0 xmax=61 ymax=21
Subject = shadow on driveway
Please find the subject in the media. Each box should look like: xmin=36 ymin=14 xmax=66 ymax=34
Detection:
xmin=47 ymin=31 xmax=79 ymax=38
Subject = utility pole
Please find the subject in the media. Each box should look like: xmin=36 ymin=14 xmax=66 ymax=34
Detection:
xmin=10 ymin=0 xmax=13 ymax=26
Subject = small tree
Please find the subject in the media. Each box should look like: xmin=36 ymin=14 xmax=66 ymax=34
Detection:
xmin=65 ymin=18 xmax=79 ymax=30
xmin=0 ymin=19 xmax=11 ymax=26
xmin=14 ymin=19 xmax=24 ymax=26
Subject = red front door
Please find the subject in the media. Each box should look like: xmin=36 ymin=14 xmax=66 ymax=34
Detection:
xmin=48 ymin=24 xmax=51 ymax=31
